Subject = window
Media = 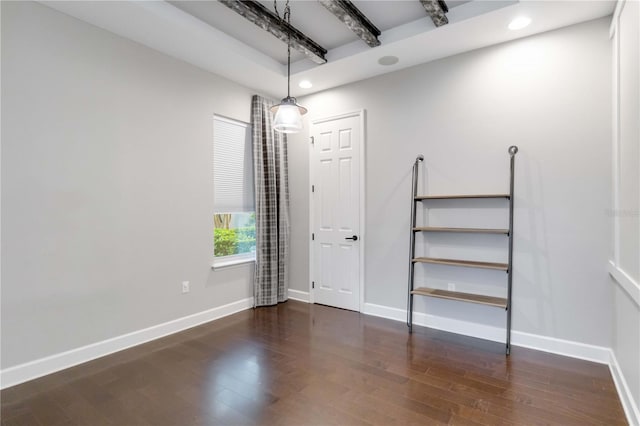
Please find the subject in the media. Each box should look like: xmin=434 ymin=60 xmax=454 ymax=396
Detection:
xmin=213 ymin=115 xmax=255 ymax=267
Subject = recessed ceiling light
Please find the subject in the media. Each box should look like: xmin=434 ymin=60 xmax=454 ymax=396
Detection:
xmin=508 ymin=16 xmax=531 ymax=31
xmin=378 ymin=56 xmax=399 ymax=66
xmin=298 ymin=80 xmax=313 ymax=89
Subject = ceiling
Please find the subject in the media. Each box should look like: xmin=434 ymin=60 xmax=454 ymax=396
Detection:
xmin=43 ymin=1 xmax=615 ymax=99
xmin=168 ymin=0 xmax=471 ymax=64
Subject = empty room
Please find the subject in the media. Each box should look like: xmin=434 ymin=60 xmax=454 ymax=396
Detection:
xmin=1 ymin=0 xmax=639 ymax=425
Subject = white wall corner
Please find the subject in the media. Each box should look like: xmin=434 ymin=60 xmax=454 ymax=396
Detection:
xmin=288 ymin=289 xmax=310 ymax=303
xmin=0 ymin=297 xmax=254 ymax=390
xmin=609 ymin=350 xmax=640 ymax=426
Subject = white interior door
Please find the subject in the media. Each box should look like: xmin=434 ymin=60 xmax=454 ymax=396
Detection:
xmin=310 ymin=111 xmax=363 ymax=311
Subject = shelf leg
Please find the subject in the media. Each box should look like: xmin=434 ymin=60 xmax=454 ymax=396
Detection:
xmin=407 ymin=155 xmax=423 ymax=333
xmin=505 ymin=145 xmax=517 ymax=356
xmin=506 ymin=304 xmax=511 ymax=355
xmin=408 ymin=293 xmax=414 ymax=333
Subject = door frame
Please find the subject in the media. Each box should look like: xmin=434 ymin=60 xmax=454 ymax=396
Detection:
xmin=308 ymin=109 xmax=366 ymax=311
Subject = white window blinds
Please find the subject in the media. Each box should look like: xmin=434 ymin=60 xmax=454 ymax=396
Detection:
xmin=213 ymin=115 xmax=254 ymax=213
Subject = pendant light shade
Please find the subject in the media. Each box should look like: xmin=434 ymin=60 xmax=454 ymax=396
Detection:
xmin=270 ymin=96 xmax=307 ymax=134
xmin=271 ymin=0 xmax=307 ymax=134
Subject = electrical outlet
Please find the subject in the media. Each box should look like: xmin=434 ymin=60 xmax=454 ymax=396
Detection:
xmin=182 ymin=281 xmax=190 ymax=294
xmin=448 ymin=283 xmax=456 ymax=291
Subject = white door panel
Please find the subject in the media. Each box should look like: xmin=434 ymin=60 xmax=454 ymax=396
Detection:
xmin=338 ymin=157 xmax=354 ymax=233
xmin=311 ymin=112 xmax=362 ymax=311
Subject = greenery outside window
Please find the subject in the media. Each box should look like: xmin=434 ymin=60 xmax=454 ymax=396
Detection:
xmin=214 ymin=212 xmax=256 ymax=261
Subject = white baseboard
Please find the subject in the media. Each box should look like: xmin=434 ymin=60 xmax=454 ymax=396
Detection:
xmin=362 ymin=302 xmax=407 ymax=322
xmin=362 ymin=302 xmax=505 ymax=341
xmin=0 ymin=297 xmax=254 ymax=390
xmin=362 ymin=302 xmax=611 ymax=363
xmin=609 ymin=350 xmax=640 ymax=426
xmin=288 ymin=289 xmax=310 ymax=303
xmin=513 ymin=330 xmax=611 ymax=364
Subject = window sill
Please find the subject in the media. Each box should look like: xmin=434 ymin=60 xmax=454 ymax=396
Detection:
xmin=212 ymin=257 xmax=255 ymax=270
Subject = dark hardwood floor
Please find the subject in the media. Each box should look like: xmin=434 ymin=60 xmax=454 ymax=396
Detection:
xmin=1 ymin=301 xmax=627 ymax=425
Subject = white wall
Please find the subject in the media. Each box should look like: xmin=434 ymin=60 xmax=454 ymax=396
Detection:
xmin=610 ymin=0 xmax=640 ymax=422
xmin=1 ymin=1 xmax=256 ymax=369
xmin=289 ymin=17 xmax=613 ymax=348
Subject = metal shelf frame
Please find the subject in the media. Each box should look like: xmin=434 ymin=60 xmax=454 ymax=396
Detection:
xmin=407 ymin=146 xmax=518 ymax=355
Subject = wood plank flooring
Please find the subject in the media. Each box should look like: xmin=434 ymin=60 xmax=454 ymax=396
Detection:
xmin=1 ymin=301 xmax=627 ymax=425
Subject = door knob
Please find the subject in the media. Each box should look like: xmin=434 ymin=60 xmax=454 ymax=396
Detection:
xmin=345 ymin=235 xmax=358 ymax=241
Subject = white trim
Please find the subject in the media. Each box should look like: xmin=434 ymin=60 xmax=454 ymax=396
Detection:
xmin=362 ymin=302 xmax=611 ymax=364
xmin=609 ymin=0 xmax=626 ymax=38
xmin=308 ymin=109 xmax=366 ymax=312
xmin=358 ymin=110 xmax=366 ymax=313
xmin=308 ymin=127 xmax=315 ymax=304
xmin=310 ymin=110 xmax=363 ymax=125
xmin=609 ymin=349 xmax=640 ymax=426
xmin=362 ymin=302 xmax=407 ymax=322
xmin=513 ymin=330 xmax=611 ymax=364
xmin=363 ymin=302 xmax=507 ymax=342
xmin=611 ymin=5 xmax=621 ymax=265
xmin=0 ymin=297 xmax=254 ymax=389
xmin=211 ymin=255 xmax=255 ymax=270
xmin=213 ymin=114 xmax=250 ymax=127
xmin=288 ymin=289 xmax=310 ymax=303
xmin=609 ymin=260 xmax=640 ymax=307
xmin=608 ymin=9 xmax=639 ymax=425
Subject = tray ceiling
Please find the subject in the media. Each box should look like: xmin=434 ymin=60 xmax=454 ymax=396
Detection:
xmin=42 ymin=1 xmax=615 ymax=98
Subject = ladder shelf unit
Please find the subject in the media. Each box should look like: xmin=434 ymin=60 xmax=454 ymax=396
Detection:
xmin=413 ymin=227 xmax=509 ymax=234
xmin=407 ymin=146 xmax=518 ymax=355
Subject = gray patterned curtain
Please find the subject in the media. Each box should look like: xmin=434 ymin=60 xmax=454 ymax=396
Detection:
xmin=251 ymin=95 xmax=290 ymax=307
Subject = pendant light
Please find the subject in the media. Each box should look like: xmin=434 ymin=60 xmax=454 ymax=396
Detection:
xmin=270 ymin=0 xmax=307 ymax=134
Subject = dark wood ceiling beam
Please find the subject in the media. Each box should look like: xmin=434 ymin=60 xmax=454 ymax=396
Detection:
xmin=219 ymin=0 xmax=327 ymax=64
xmin=318 ymin=0 xmax=381 ymax=48
xmin=419 ymin=0 xmax=449 ymax=27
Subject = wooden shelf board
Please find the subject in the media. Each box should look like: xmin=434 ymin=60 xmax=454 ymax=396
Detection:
xmin=415 ymin=194 xmax=510 ymax=200
xmin=413 ymin=227 xmax=509 ymax=234
xmin=412 ymin=257 xmax=508 ymax=271
xmin=411 ymin=287 xmax=507 ymax=308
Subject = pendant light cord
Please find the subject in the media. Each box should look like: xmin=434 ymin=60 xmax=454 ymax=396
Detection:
xmin=275 ymin=0 xmax=292 ymax=99
xmin=287 ymin=12 xmax=291 ymax=98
